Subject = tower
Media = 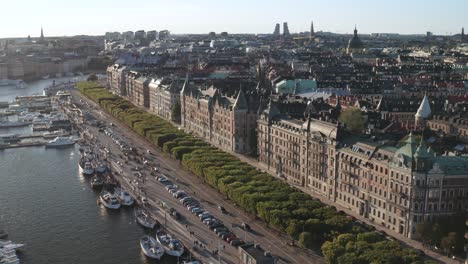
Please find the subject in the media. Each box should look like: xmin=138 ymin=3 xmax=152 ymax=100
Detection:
xmin=273 ymin=23 xmax=280 ymax=36
xmin=283 ymin=22 xmax=290 ymax=37
xmin=40 ymin=26 xmax=44 ymax=42
xmin=347 ymin=25 xmax=364 ymax=54
xmin=309 ymin=21 xmax=315 ymax=39
xmin=462 ymin=27 xmax=466 ymax=42
xmin=415 ymin=94 xmax=432 ymax=129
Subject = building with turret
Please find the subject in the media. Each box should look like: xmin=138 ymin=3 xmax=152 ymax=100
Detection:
xmin=347 ymin=26 xmax=364 ymax=54
xmin=180 ymin=84 xmax=259 ymax=154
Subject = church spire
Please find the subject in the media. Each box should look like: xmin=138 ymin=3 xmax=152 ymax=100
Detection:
xmin=40 ymin=26 xmax=44 ymax=42
xmin=310 ymin=21 xmax=315 ymax=37
xmin=354 ymin=25 xmax=358 ymax=37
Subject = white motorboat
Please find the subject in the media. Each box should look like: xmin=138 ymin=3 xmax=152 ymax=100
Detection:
xmin=96 ymin=162 xmax=106 ymax=173
xmin=135 ymin=208 xmax=157 ymax=229
xmin=80 ymin=161 xmax=94 ymax=176
xmin=140 ymin=235 xmax=164 ymax=260
xmin=99 ymin=191 xmax=120 ymax=209
xmin=115 ymin=188 xmax=134 ymax=206
xmin=46 ymin=136 xmax=75 ymax=147
xmin=156 ymin=230 xmax=184 ymax=257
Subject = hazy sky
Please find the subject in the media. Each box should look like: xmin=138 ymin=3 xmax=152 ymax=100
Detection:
xmin=1 ymin=0 xmax=467 ymax=38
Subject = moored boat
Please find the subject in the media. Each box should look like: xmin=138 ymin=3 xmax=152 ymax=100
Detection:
xmin=90 ymin=175 xmax=104 ymax=188
xmin=156 ymin=230 xmax=184 ymax=257
xmin=135 ymin=208 xmax=157 ymax=229
xmin=96 ymin=162 xmax=106 ymax=173
xmin=140 ymin=235 xmax=164 ymax=260
xmin=115 ymin=188 xmax=134 ymax=206
xmin=45 ymin=136 xmax=75 ymax=147
xmin=80 ymin=161 xmax=94 ymax=176
xmin=99 ymin=191 xmax=120 ymax=209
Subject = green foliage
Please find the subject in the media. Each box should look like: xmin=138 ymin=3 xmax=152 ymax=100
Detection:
xmin=87 ymin=73 xmax=98 ymax=82
xmin=298 ymin=232 xmax=314 ymax=249
xmin=322 ymin=233 xmax=426 ymax=264
xmin=338 ymin=108 xmax=365 ymax=133
xmin=171 ymin=101 xmax=181 ymax=121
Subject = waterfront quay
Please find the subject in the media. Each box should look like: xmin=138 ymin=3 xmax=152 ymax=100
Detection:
xmin=69 ymin=90 xmax=323 ymax=264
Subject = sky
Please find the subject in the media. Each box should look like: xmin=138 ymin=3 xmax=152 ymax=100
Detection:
xmin=1 ymin=0 xmax=468 ymax=38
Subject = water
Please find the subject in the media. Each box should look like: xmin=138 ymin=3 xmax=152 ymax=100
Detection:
xmin=0 ymin=79 xmax=175 ymax=264
xmin=0 ymin=76 xmax=85 ymax=102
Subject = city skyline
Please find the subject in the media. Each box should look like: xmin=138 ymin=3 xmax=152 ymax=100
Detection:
xmin=1 ymin=0 xmax=468 ymax=38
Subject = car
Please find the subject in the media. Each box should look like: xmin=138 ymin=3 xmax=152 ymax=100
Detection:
xmin=147 ymin=150 xmax=152 ymax=154
xmin=168 ymin=189 xmax=178 ymax=195
xmin=187 ymin=205 xmax=199 ymax=211
xmin=203 ymin=218 xmax=217 ymax=225
xmin=165 ymin=185 xmax=176 ymax=191
xmin=226 ymin=236 xmax=237 ymax=243
xmin=175 ymin=191 xmax=187 ymax=199
xmin=215 ymin=228 xmax=229 ymax=235
xmin=209 ymin=223 xmax=224 ymax=230
xmin=241 ymin=223 xmax=251 ymax=231
xmin=230 ymin=239 xmax=244 ymax=248
xmin=222 ymin=233 xmax=235 ymax=240
xmin=180 ymin=197 xmax=192 ymax=203
xmin=171 ymin=210 xmax=181 ymax=220
xmin=183 ymin=200 xmax=198 ymax=207
xmin=191 ymin=208 xmax=204 ymax=215
xmin=200 ymin=214 xmax=214 ymax=221
xmin=157 ymin=176 xmax=168 ymax=182
xmin=217 ymin=231 xmax=229 ymax=238
xmin=198 ymin=212 xmax=211 ymax=218
xmin=218 ymin=205 xmax=226 ymax=212
xmin=189 ymin=207 xmax=201 ymax=212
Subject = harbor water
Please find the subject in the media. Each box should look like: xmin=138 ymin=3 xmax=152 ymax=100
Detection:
xmin=0 ymin=79 xmax=175 ymax=264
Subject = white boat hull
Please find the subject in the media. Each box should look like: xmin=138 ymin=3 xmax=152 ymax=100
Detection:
xmin=81 ymin=168 xmax=94 ymax=176
xmin=99 ymin=194 xmax=121 ymax=209
xmin=140 ymin=236 xmax=164 ymax=260
xmin=156 ymin=232 xmax=184 ymax=257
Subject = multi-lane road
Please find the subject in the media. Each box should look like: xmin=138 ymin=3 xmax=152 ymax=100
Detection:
xmin=72 ymin=90 xmax=324 ymax=264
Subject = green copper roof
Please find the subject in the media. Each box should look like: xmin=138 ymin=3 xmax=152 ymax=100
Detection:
xmin=414 ymin=139 xmax=431 ymax=158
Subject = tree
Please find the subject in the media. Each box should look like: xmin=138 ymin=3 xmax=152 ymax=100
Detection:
xmin=286 ymin=220 xmax=303 ymax=239
xmin=298 ymin=232 xmax=314 ymax=249
xmin=338 ymin=108 xmax=364 ymax=133
xmin=87 ymin=73 xmax=98 ymax=82
xmin=440 ymin=232 xmax=457 ymax=256
xmin=415 ymin=222 xmax=432 ymax=244
xmin=171 ymin=101 xmax=181 ymax=122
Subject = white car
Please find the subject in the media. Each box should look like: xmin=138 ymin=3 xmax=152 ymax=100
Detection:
xmin=157 ymin=176 xmax=168 ymax=182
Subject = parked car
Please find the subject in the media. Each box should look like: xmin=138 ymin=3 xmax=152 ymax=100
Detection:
xmin=230 ymin=239 xmax=244 ymax=248
xmin=157 ymin=176 xmax=168 ymax=182
xmin=191 ymin=208 xmax=204 ymax=215
xmin=218 ymin=205 xmax=226 ymax=213
xmin=209 ymin=223 xmax=224 ymax=230
xmin=226 ymin=236 xmax=237 ymax=243
xmin=241 ymin=223 xmax=251 ymax=231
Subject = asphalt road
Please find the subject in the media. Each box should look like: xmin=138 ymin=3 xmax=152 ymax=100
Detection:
xmin=71 ymin=90 xmax=324 ymax=264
